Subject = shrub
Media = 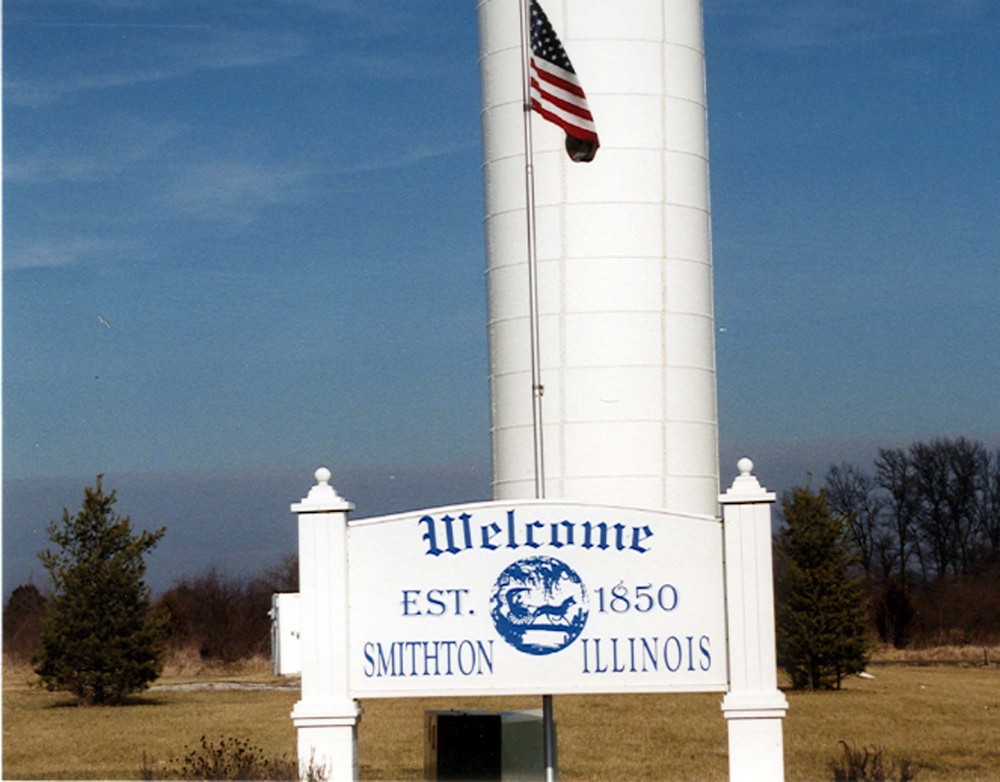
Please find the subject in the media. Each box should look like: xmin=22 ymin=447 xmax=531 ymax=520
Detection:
xmin=829 ymin=740 xmax=917 ymax=782
xmin=3 ymin=583 xmax=48 ymax=660
xmin=140 ymin=735 xmax=326 ymax=781
xmin=156 ymin=554 xmax=298 ymax=664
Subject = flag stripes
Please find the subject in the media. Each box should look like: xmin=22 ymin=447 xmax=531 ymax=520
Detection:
xmin=530 ymin=59 xmax=599 ymax=140
xmin=528 ymin=0 xmax=600 ymax=151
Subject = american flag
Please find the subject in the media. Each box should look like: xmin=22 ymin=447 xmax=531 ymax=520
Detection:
xmin=529 ymin=0 xmax=600 ymax=162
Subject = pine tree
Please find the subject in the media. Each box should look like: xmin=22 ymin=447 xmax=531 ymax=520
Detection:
xmin=775 ymin=486 xmax=870 ymax=690
xmin=34 ymin=475 xmax=167 ymax=704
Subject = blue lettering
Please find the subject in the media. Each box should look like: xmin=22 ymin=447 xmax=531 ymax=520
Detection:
xmin=480 ymin=521 xmax=502 ymax=550
xmin=377 ymin=643 xmax=395 ymax=676
xmin=402 ymin=589 xmax=421 ymax=616
xmin=611 ymin=638 xmax=626 ymax=673
xmin=550 ymin=520 xmax=574 ymax=547
xmin=640 ymin=636 xmax=658 ymax=672
xmin=457 ymin=640 xmax=476 ymax=675
xmin=426 ymin=590 xmax=447 ymax=616
xmin=440 ymin=640 xmax=456 ymax=674
xmin=663 ymin=637 xmax=682 ymax=672
xmin=477 ymin=640 xmax=494 ymax=674
xmin=441 ymin=515 xmax=460 ymax=554
xmin=525 ymin=520 xmax=544 ymax=548
xmin=419 ymin=515 xmax=442 ymax=556
xmin=361 ymin=639 xmax=494 ymax=678
xmin=458 ymin=513 xmax=474 ymax=551
xmin=582 ymin=521 xmax=610 ymax=550
xmin=420 ymin=511 xmax=654 ymax=556
xmin=631 ymin=525 xmax=653 ymax=553
xmin=580 ymin=635 xmax=712 ymax=676
xmin=424 ymin=640 xmax=441 ymax=675
xmin=505 ymin=510 xmax=519 ymax=549
xmin=699 ymin=635 xmax=712 ymax=671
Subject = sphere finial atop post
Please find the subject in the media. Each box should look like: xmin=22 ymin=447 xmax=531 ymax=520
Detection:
xmin=291 ymin=466 xmax=354 ymax=513
xmin=719 ymin=456 xmax=775 ymax=504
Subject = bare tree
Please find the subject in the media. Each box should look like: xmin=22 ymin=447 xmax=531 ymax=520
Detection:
xmin=825 ymin=463 xmax=885 ymax=577
xmin=874 ymin=448 xmax=921 ymax=583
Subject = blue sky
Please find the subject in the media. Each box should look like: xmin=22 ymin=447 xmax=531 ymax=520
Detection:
xmin=4 ymin=1 xmax=999 ymax=594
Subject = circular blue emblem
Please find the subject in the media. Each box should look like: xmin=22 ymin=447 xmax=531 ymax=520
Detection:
xmin=490 ymin=556 xmax=589 ymax=655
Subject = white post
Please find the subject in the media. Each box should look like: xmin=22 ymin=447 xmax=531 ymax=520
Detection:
xmin=291 ymin=468 xmax=359 ymax=781
xmin=720 ymin=458 xmax=788 ymax=782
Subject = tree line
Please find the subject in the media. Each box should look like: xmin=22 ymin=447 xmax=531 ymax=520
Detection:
xmin=823 ymin=436 xmax=1000 ymax=647
xmin=6 ymin=442 xmax=998 ymax=702
xmin=4 ymin=557 xmax=300 ymax=670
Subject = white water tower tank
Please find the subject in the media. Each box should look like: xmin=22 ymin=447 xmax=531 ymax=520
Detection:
xmin=477 ymin=0 xmax=719 ymax=516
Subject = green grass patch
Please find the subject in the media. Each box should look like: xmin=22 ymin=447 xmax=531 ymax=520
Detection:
xmin=4 ymin=664 xmax=999 ymax=780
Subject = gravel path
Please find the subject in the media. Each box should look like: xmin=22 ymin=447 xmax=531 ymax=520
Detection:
xmin=152 ymin=679 xmax=301 ymax=692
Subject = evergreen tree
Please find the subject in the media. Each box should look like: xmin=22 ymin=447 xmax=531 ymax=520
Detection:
xmin=34 ymin=475 xmax=167 ymax=704
xmin=775 ymin=486 xmax=869 ymax=690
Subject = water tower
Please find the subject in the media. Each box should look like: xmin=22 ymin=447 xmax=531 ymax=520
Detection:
xmin=477 ymin=0 xmax=719 ymax=516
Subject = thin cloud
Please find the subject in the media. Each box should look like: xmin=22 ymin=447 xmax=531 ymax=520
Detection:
xmin=7 ymin=28 xmax=309 ymax=108
xmin=161 ymin=160 xmax=314 ymax=223
xmin=4 ymin=236 xmax=134 ymax=271
xmin=338 ymin=141 xmax=481 ymax=176
xmin=5 ymin=121 xmax=186 ymax=185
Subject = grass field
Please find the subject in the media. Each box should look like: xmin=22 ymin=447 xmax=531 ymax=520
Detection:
xmin=4 ymin=659 xmax=999 ymax=780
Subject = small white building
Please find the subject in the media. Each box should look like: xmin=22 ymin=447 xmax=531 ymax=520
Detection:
xmin=270 ymin=592 xmax=302 ymax=676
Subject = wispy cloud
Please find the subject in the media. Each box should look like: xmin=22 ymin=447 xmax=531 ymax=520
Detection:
xmin=338 ymin=141 xmax=481 ymax=176
xmin=4 ymin=236 xmax=135 ymax=271
xmin=6 ymin=28 xmax=309 ymax=108
xmin=161 ymin=160 xmax=314 ymax=223
xmin=5 ymin=120 xmax=186 ymax=185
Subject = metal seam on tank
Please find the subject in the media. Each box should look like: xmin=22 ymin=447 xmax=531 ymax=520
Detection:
xmin=483 ymin=98 xmax=708 ymax=119
xmin=491 ymin=365 xmax=715 ymax=378
xmin=485 ymin=197 xmax=712 ymax=213
xmin=659 ymin=13 xmax=671 ymax=508
xmin=494 ymin=415 xmax=720 ymax=429
xmin=487 ymin=311 xmax=715 ymax=327
xmin=485 ymin=255 xmax=712 ymax=272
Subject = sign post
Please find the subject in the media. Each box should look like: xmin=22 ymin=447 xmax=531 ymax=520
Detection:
xmin=290 ymin=468 xmax=360 ymax=781
xmin=720 ymin=458 xmax=788 ymax=782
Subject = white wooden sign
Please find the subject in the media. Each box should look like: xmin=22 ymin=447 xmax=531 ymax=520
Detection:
xmin=347 ymin=500 xmax=727 ymax=698
xmin=291 ymin=462 xmax=788 ymax=782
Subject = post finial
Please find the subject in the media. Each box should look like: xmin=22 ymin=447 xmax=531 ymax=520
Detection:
xmin=719 ymin=456 xmax=776 ymax=504
xmin=291 ymin=466 xmax=354 ymax=513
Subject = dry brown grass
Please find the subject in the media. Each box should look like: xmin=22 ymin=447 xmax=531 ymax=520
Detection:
xmin=4 ymin=656 xmax=999 ymax=780
xmin=869 ymin=643 xmax=1000 ymax=664
xmin=160 ymin=646 xmax=273 ymax=678
xmin=2 ymin=673 xmax=297 ymax=780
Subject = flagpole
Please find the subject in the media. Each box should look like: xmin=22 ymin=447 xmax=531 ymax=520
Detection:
xmin=518 ymin=2 xmax=555 ymax=781
xmin=519 ymin=0 xmax=546 ymax=505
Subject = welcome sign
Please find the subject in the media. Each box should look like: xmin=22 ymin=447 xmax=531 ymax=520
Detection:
xmin=346 ymin=500 xmax=728 ymax=698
